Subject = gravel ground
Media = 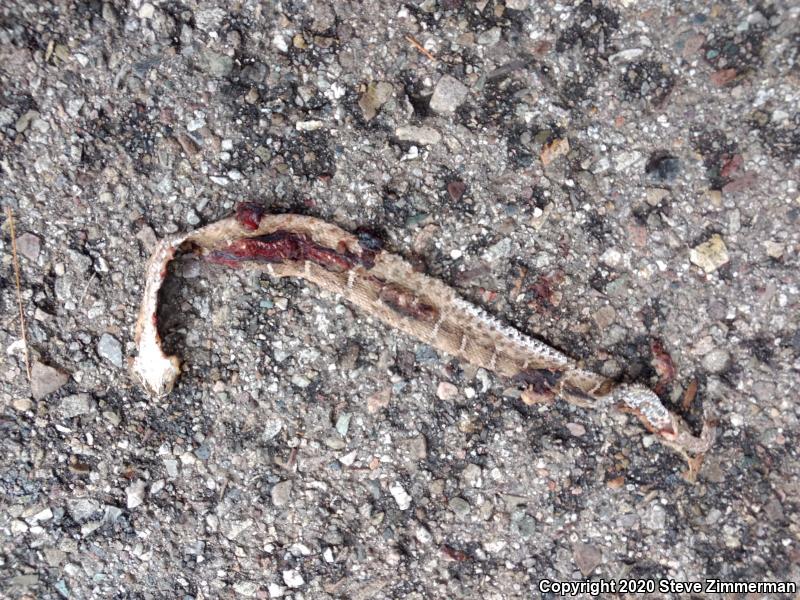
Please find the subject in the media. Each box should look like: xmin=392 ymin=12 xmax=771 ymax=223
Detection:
xmin=1 ymin=0 xmax=799 ymax=598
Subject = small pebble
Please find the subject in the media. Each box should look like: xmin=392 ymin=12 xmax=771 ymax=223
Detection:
xmin=272 ymin=34 xmax=289 ymax=53
xmin=461 ymin=463 xmax=482 ymax=488
xmin=447 ymin=180 xmax=466 ymax=201
xmin=367 ymin=389 xmax=391 ymax=413
xmin=15 ymin=110 xmax=39 ymax=133
xmin=67 ymin=498 xmax=100 ymax=522
xmin=573 ymin=542 xmax=603 ymax=576
xmin=292 ymin=33 xmax=307 ymax=49
xmin=12 ymin=398 xmax=32 ymax=412
xmin=540 ymin=138 xmax=570 ymax=166
xmin=16 ymin=233 xmax=41 ymax=261
xmin=30 ymin=507 xmax=53 ymax=523
xmin=703 ymin=348 xmax=730 ymax=373
xmin=335 ymin=413 xmax=351 ymax=436
xmin=295 ymin=120 xmax=324 ymax=131
xmin=477 ymin=27 xmax=501 ymax=46
xmin=136 ymin=226 xmax=158 ymax=252
xmin=359 ymin=81 xmax=394 ymax=121
xmin=643 ymin=503 xmax=667 ymax=530
xmin=196 ymin=50 xmax=233 ymax=77
xmin=436 ymin=381 xmax=458 ymax=400
xmin=164 ymin=459 xmax=179 ymax=478
xmin=264 ymin=418 xmax=283 ymax=440
xmin=11 ymin=520 xmax=28 ymax=534
xmin=282 ymin=569 xmax=304 ymax=588
xmin=764 ymin=241 xmax=784 ymax=259
xmin=126 ymin=480 xmax=147 ymax=509
xmin=325 ymin=436 xmax=346 ymax=450
xmin=448 ymin=496 xmax=470 ymax=517
xmin=30 ymin=361 xmax=69 ymax=401
xmin=406 ymin=434 xmax=427 ymax=459
xmin=271 ymin=481 xmax=292 ymax=507
xmin=482 ymin=238 xmax=512 ymax=262
xmin=429 ymin=75 xmax=469 ymax=114
xmin=645 ymin=188 xmax=670 ymax=206
xmin=138 ymin=3 xmax=155 ymax=19
xmin=291 ymin=374 xmax=311 ymax=388
xmin=593 ymin=305 xmax=616 ymax=329
xmin=233 ymin=581 xmax=258 ymax=597
xmin=58 ymin=394 xmax=95 ymax=419
xmin=600 ymin=247 xmax=622 ymax=267
xmin=339 ymin=450 xmax=357 ymax=466
xmin=566 ymin=422 xmax=586 ymax=437
xmin=706 ymin=508 xmax=723 ymax=525
xmin=690 ymin=235 xmax=729 ymax=273
xmin=415 ymin=524 xmax=433 ymax=544
xmin=97 ymin=333 xmax=123 ymax=368
xmin=194 ymin=444 xmax=211 ymax=460
xmin=609 ymin=48 xmax=644 ymax=64
xmin=395 ymin=125 xmax=441 ymax=145
xmin=103 ymin=411 xmax=121 ymax=426
xmin=390 ymin=483 xmax=412 ymax=510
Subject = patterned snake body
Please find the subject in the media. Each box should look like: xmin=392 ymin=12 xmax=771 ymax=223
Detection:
xmin=133 ymin=204 xmax=716 ymax=467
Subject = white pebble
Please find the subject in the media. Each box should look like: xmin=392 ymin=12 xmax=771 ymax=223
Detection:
xmin=272 ymin=34 xmax=289 ymax=53
xmin=389 ymin=483 xmax=412 ymax=510
xmin=282 ymin=569 xmax=304 ymax=588
xmin=600 ymin=248 xmax=622 ymax=267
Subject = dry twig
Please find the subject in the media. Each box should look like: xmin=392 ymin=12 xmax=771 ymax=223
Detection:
xmin=5 ymin=206 xmax=31 ymax=382
xmin=405 ymin=34 xmax=436 ymax=61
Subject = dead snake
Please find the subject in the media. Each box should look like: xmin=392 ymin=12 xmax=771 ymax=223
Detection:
xmin=133 ymin=203 xmax=716 ymax=470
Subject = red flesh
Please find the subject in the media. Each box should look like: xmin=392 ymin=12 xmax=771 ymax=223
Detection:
xmin=236 ymin=202 xmax=266 ymax=231
xmin=650 ymin=338 xmax=676 ymax=395
xmin=440 ymin=545 xmax=469 ymax=561
xmin=304 ymin=244 xmax=354 ymax=273
xmin=378 ymin=282 xmax=438 ymax=322
xmin=207 ymin=230 xmax=359 ymax=274
xmin=207 ymin=232 xmax=303 ymax=267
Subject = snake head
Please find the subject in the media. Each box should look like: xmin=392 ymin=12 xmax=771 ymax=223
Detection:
xmin=615 ymin=384 xmax=717 ymax=478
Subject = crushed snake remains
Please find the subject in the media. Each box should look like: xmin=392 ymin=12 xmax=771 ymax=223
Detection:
xmin=133 ymin=202 xmax=717 ymax=476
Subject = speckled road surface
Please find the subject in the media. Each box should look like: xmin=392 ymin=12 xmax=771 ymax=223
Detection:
xmin=1 ymin=1 xmax=798 ymax=598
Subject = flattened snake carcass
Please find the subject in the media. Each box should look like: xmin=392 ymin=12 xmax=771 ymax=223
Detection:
xmin=133 ymin=203 xmax=717 ymax=474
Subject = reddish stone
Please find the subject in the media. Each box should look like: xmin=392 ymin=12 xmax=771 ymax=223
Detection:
xmin=447 ymin=180 xmax=466 ymax=201
xmin=710 ymin=68 xmax=737 ymax=86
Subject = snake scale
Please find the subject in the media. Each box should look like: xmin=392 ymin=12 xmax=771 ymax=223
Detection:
xmin=133 ymin=203 xmax=716 ymax=471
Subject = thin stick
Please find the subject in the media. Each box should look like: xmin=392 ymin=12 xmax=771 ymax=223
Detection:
xmin=77 ymin=272 xmax=96 ymax=305
xmin=5 ymin=207 xmax=31 ymax=382
xmin=405 ymin=34 xmax=436 ymax=61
